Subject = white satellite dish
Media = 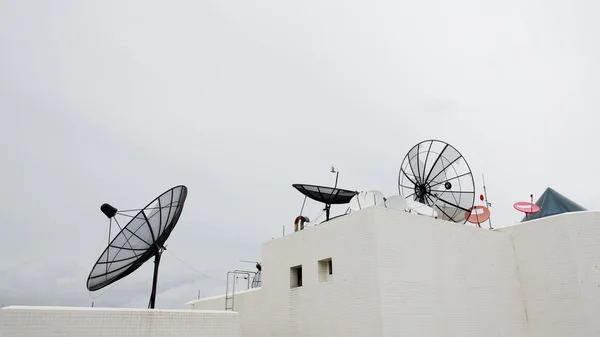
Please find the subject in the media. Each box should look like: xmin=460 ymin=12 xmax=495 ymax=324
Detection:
xmin=369 ymin=190 xmax=385 ymax=204
xmin=434 ymin=202 xmax=467 ymax=222
xmin=349 ymin=190 xmax=386 ymax=211
xmin=384 ymin=195 xmax=408 ymax=211
xmin=405 ymin=198 xmax=438 ymax=218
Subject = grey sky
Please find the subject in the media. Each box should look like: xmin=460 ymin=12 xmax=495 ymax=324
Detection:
xmin=1 ymin=0 xmax=598 ymax=309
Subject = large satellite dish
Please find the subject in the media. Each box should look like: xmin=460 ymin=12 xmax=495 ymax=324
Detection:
xmin=398 ymin=140 xmax=475 ymax=223
xmin=86 ymin=185 xmax=188 ymax=309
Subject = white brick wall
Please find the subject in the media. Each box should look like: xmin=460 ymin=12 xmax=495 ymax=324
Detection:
xmin=185 ymin=207 xmax=600 ymax=337
xmin=185 ymin=289 xmax=266 ymax=337
xmin=0 ymin=306 xmax=240 ymax=337
xmin=500 ymin=211 xmax=600 ymax=337
xmin=187 ymin=209 xmax=383 ymax=337
xmin=374 ymin=208 xmax=528 ymax=337
xmin=260 ymin=208 xmax=384 ymax=337
xmin=187 ymin=207 xmax=527 ymax=337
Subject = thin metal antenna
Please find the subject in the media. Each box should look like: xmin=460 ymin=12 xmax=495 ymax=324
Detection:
xmin=323 ymin=166 xmax=339 ymax=221
xmin=106 ymin=218 xmax=111 ymax=275
xmin=331 ymin=166 xmax=339 ymax=188
xmin=197 ymin=290 xmax=201 ymax=299
xmin=299 ymin=195 xmax=307 ymax=216
xmin=482 ymin=174 xmax=493 ymax=229
xmin=239 ymin=260 xmax=260 ymax=264
xmin=107 ymin=218 xmax=112 ymax=247
xmin=530 ymin=194 xmax=534 ymax=210
xmin=526 ymin=193 xmax=534 ymax=221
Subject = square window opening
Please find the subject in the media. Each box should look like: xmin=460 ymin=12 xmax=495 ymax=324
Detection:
xmin=318 ymin=258 xmax=333 ymax=283
xmin=290 ymin=265 xmax=302 ymax=288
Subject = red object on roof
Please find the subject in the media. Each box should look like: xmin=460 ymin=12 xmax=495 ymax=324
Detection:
xmin=513 ymin=201 xmax=540 ymax=214
xmin=465 ymin=205 xmax=491 ymax=225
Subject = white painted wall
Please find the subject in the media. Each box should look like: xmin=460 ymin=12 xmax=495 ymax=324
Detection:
xmin=185 ymin=288 xmax=266 ymax=337
xmin=185 ymin=207 xmax=600 ymax=337
xmin=186 ymin=207 xmax=528 ymax=337
xmin=188 ymin=208 xmax=385 ymax=337
xmin=500 ymin=211 xmax=600 ymax=337
xmin=0 ymin=306 xmax=240 ymax=337
xmin=259 ymin=207 xmax=384 ymax=337
xmin=373 ymin=208 xmax=528 ymax=337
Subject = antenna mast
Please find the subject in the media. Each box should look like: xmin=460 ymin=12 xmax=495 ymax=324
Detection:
xmin=482 ymin=174 xmax=493 ymax=229
xmin=331 ymin=166 xmax=339 ymax=188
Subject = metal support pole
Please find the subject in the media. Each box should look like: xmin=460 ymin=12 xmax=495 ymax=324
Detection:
xmin=482 ymin=174 xmax=493 ymax=229
xmin=148 ymin=250 xmax=162 ymax=309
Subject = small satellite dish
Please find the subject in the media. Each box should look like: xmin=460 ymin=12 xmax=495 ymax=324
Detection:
xmin=465 ymin=205 xmax=491 ymax=227
xmin=384 ymin=195 xmax=408 ymax=211
xmin=86 ymin=185 xmax=188 ymax=309
xmin=349 ymin=190 xmax=386 ymax=211
xmin=405 ymin=198 xmax=438 ymax=218
xmin=370 ymin=190 xmax=385 ymax=202
xmin=398 ymin=139 xmax=475 ymax=223
xmin=513 ymin=201 xmax=540 ymax=214
xmin=348 ymin=195 xmax=361 ymax=211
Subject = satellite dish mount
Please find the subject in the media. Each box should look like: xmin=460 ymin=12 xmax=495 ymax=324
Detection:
xmin=148 ymin=244 xmax=165 ymax=309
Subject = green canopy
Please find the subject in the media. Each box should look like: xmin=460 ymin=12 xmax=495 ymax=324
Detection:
xmin=522 ymin=187 xmax=586 ymax=221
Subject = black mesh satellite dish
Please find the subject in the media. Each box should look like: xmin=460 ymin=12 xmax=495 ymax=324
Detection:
xmin=86 ymin=185 xmax=188 ymax=309
xmin=292 ymin=184 xmax=357 ymax=221
xmin=398 ymin=140 xmax=475 ymax=223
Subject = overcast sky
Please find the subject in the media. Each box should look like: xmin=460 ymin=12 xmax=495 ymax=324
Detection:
xmin=1 ymin=0 xmax=599 ymax=309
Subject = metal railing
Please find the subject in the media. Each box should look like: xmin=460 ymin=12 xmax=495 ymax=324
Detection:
xmin=224 ymin=269 xmax=258 ymax=311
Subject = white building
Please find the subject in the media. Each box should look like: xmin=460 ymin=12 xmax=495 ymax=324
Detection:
xmin=185 ymin=206 xmax=600 ymax=337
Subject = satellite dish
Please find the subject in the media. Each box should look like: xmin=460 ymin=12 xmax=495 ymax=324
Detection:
xmin=465 ymin=205 xmax=491 ymax=227
xmin=514 ymin=201 xmax=540 ymax=222
xmin=513 ymin=201 xmax=540 ymax=214
xmin=398 ymin=139 xmax=475 ymax=223
xmin=405 ymin=198 xmax=438 ymax=218
xmin=369 ymin=190 xmax=385 ymax=202
xmin=292 ymin=184 xmax=357 ymax=221
xmin=349 ymin=190 xmax=386 ymax=211
xmin=86 ymin=185 xmax=188 ymax=309
xmin=384 ymin=195 xmax=408 ymax=211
